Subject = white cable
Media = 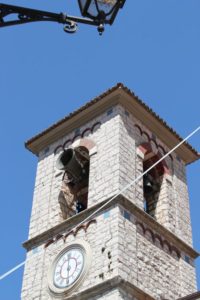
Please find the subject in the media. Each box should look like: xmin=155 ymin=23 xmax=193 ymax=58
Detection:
xmin=0 ymin=125 xmax=199 ymax=282
xmin=0 ymin=261 xmax=25 ymax=281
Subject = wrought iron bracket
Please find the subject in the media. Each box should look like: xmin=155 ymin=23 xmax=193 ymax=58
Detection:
xmin=0 ymin=3 xmax=99 ymax=33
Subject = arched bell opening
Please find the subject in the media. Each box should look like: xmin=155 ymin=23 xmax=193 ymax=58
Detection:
xmin=143 ymin=151 xmax=165 ymax=219
xmin=57 ymin=146 xmax=90 ymax=219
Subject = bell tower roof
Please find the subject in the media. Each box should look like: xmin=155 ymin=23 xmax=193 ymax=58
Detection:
xmin=25 ymin=83 xmax=199 ymax=164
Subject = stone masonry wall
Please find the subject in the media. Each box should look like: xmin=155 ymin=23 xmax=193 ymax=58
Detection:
xmin=87 ymin=108 xmax=120 ymax=207
xmin=117 ymin=205 xmax=197 ymax=300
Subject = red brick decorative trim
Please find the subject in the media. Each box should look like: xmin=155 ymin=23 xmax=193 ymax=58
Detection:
xmin=44 ymin=219 xmax=97 ymax=249
xmin=145 ymin=228 xmax=155 ymax=242
xmin=136 ymin=221 xmax=181 ymax=259
xmin=163 ymin=240 xmax=172 ymax=253
xmin=26 ymin=83 xmax=199 ymax=164
xmin=154 ymin=234 xmax=163 ymax=247
xmin=138 ymin=142 xmax=153 ymax=156
xmin=138 ymin=141 xmax=171 ymax=176
xmin=135 ymin=124 xmax=173 ymax=161
xmin=72 ymin=138 xmax=96 ymax=154
xmin=54 ymin=121 xmax=100 ymax=154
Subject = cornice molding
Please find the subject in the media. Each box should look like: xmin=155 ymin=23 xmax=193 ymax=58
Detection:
xmin=25 ymin=93 xmax=120 ymax=155
xmin=61 ymin=276 xmax=155 ymax=300
xmin=23 ymin=195 xmax=199 ymax=259
xmin=178 ymin=292 xmax=200 ymax=300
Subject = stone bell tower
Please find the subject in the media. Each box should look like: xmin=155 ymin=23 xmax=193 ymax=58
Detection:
xmin=21 ymin=83 xmax=200 ymax=300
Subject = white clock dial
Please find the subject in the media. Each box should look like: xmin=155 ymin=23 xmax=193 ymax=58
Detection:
xmin=53 ymin=248 xmax=84 ymax=288
xmin=48 ymin=241 xmax=92 ymax=297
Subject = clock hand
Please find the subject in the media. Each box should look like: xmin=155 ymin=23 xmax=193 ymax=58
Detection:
xmin=67 ymin=257 xmax=70 ymax=285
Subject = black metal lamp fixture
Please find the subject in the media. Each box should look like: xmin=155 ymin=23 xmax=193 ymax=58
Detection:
xmin=78 ymin=0 xmax=126 ymax=33
xmin=0 ymin=0 xmax=126 ymax=34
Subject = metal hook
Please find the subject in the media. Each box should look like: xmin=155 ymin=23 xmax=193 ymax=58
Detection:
xmin=63 ymin=20 xmax=77 ymax=34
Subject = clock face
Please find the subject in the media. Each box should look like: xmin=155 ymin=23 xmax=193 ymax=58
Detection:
xmin=48 ymin=241 xmax=92 ymax=297
xmin=53 ymin=248 xmax=84 ymax=289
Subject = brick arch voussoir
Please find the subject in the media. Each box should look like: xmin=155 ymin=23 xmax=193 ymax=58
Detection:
xmin=136 ymin=221 xmax=145 ymax=234
xmin=138 ymin=142 xmax=153 ymax=155
xmin=71 ymin=137 xmax=97 ymax=156
xmin=154 ymin=234 xmax=164 ymax=248
xmin=54 ymin=145 xmax=64 ymax=155
xmin=171 ymin=246 xmax=181 ymax=258
xmin=163 ymin=240 xmax=172 ymax=253
xmin=144 ymin=228 xmax=155 ymax=242
xmin=156 ymin=151 xmax=171 ymax=175
xmin=138 ymin=142 xmax=171 ymax=176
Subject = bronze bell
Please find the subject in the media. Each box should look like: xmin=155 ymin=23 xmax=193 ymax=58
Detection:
xmin=143 ymin=174 xmax=154 ymax=195
xmin=56 ymin=148 xmax=87 ymax=181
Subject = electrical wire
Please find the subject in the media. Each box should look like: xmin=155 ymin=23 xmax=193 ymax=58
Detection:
xmin=0 ymin=262 xmax=25 ymax=281
xmin=0 ymin=125 xmax=199 ymax=282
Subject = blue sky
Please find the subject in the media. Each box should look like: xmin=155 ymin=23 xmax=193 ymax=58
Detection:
xmin=0 ymin=1 xmax=200 ymax=299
